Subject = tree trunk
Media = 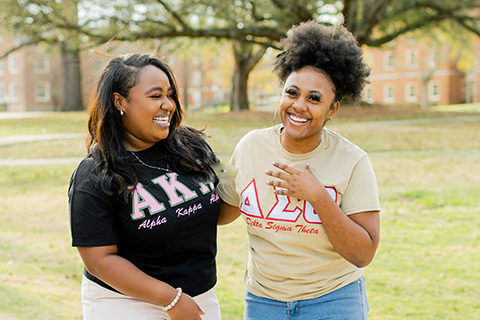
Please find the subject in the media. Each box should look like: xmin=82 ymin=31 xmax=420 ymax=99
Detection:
xmin=420 ymin=78 xmax=430 ymax=109
xmin=230 ymin=64 xmax=250 ymax=111
xmin=60 ymin=47 xmax=83 ymax=111
xmin=230 ymin=43 xmax=267 ymax=111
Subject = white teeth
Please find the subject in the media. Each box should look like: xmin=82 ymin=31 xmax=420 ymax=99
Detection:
xmin=153 ymin=112 xmax=170 ymax=125
xmin=289 ymin=114 xmax=308 ymax=123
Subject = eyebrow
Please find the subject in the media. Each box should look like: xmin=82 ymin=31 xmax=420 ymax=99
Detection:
xmin=144 ymin=86 xmax=172 ymax=95
xmin=286 ymin=85 xmax=322 ymax=95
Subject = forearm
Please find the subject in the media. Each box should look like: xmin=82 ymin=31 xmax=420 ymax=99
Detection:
xmin=79 ymin=249 xmax=177 ymax=307
xmin=311 ymin=194 xmax=379 ymax=268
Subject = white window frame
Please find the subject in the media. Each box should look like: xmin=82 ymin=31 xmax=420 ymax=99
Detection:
xmin=8 ymin=55 xmax=18 ymax=74
xmin=10 ymin=83 xmax=19 ymax=102
xmin=383 ymin=84 xmax=395 ymax=104
xmin=384 ymin=51 xmax=395 ymax=71
xmin=364 ymin=86 xmax=374 ymax=104
xmin=35 ymin=82 xmax=51 ymax=102
xmin=35 ymin=56 xmax=50 ymax=74
xmin=193 ymin=70 xmax=202 ymax=86
xmin=0 ymin=80 xmax=5 ymax=102
xmin=406 ymin=49 xmax=418 ymax=69
xmin=429 ymin=81 xmax=441 ymax=102
xmin=405 ymin=83 xmax=418 ymax=103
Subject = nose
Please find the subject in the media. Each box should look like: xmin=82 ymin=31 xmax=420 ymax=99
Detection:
xmin=292 ymin=98 xmax=307 ymax=112
xmin=161 ymin=97 xmax=175 ymax=111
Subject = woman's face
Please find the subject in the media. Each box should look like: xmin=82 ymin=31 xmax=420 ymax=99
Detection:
xmin=279 ymin=66 xmax=338 ymax=153
xmin=115 ymin=65 xmax=176 ymax=151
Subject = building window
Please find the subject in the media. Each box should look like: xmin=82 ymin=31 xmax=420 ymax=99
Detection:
xmin=364 ymin=86 xmax=374 ymax=104
xmin=35 ymin=83 xmax=51 ymax=102
xmin=35 ymin=56 xmax=50 ymax=74
xmin=429 ymin=81 xmax=441 ymax=102
xmin=0 ymin=81 xmax=5 ymax=102
xmin=406 ymin=50 xmax=418 ymax=69
xmin=10 ymin=83 xmax=19 ymax=102
xmin=193 ymin=70 xmax=202 ymax=86
xmin=383 ymin=84 xmax=395 ymax=104
xmin=384 ymin=51 xmax=395 ymax=71
xmin=8 ymin=55 xmax=18 ymax=74
xmin=405 ymin=83 xmax=418 ymax=103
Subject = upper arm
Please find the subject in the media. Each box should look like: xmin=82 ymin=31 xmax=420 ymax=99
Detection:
xmin=218 ymin=201 xmax=241 ymax=225
xmin=349 ymin=210 xmax=380 ymax=246
xmin=77 ymin=245 xmax=118 ymax=276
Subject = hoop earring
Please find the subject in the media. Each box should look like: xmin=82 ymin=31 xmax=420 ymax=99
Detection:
xmin=273 ymin=107 xmax=283 ymax=136
xmin=322 ymin=132 xmax=332 ymax=150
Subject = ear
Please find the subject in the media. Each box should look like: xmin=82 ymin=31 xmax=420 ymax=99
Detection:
xmin=328 ymin=101 xmax=340 ymax=120
xmin=113 ymin=92 xmax=127 ymax=113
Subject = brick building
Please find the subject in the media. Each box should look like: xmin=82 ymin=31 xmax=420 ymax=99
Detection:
xmin=1 ymin=34 xmax=479 ymax=112
xmin=0 ymin=36 xmax=62 ymax=111
xmin=363 ymin=37 xmax=480 ymax=107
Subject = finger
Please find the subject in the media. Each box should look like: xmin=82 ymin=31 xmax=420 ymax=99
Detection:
xmin=265 ymin=179 xmax=287 ymax=189
xmin=273 ymin=187 xmax=291 ymax=196
xmin=272 ymin=161 xmax=296 ymax=174
xmin=264 ymin=169 xmax=291 ymax=181
xmin=196 ymin=304 xmax=205 ymax=315
xmin=304 ymin=162 xmax=312 ymax=173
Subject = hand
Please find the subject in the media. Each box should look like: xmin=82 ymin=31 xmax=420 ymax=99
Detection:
xmin=264 ymin=161 xmax=326 ymax=204
xmin=167 ymin=293 xmax=205 ymax=320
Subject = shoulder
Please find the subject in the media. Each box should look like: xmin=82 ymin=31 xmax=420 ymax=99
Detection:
xmin=69 ymin=155 xmax=100 ymax=191
xmin=326 ymin=128 xmax=367 ymax=158
xmin=237 ymin=126 xmax=277 ymax=147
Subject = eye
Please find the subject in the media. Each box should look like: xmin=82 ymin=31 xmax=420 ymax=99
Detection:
xmin=309 ymin=94 xmax=321 ymax=102
xmin=285 ymin=88 xmax=298 ymax=96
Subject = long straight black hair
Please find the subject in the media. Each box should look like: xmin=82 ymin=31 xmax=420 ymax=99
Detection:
xmin=87 ymin=53 xmax=217 ymax=200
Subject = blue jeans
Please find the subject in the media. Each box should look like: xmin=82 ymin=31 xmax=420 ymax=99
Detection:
xmin=244 ymin=277 xmax=369 ymax=320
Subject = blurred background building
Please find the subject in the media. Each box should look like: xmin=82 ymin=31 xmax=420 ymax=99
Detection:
xmin=1 ymin=33 xmax=479 ymax=112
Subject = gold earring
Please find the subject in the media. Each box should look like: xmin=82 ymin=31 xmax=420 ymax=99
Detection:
xmin=322 ymin=132 xmax=332 ymax=150
xmin=120 ymin=110 xmax=124 ymax=116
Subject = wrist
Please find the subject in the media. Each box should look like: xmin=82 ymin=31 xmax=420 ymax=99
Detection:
xmin=162 ymin=287 xmax=182 ymax=312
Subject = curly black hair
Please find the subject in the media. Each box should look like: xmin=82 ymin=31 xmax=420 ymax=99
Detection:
xmin=274 ymin=21 xmax=370 ymax=103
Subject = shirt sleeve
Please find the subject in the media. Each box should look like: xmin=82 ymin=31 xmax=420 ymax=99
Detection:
xmin=340 ymin=155 xmax=381 ymax=215
xmin=69 ymin=160 xmax=119 ymax=247
xmin=217 ymin=147 xmax=241 ymax=207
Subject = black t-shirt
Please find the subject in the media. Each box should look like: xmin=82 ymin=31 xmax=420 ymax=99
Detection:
xmin=68 ymin=142 xmax=220 ymax=297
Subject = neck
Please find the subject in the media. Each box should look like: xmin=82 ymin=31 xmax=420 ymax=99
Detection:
xmin=280 ymin=130 xmax=322 ymax=154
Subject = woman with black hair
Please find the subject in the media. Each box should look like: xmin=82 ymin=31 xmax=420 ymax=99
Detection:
xmin=69 ymin=54 xmax=221 ymax=320
xmin=218 ymin=21 xmax=380 ymax=319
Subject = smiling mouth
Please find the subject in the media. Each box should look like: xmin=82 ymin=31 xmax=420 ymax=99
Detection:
xmin=288 ymin=113 xmax=308 ymax=123
xmin=153 ymin=112 xmax=170 ymax=125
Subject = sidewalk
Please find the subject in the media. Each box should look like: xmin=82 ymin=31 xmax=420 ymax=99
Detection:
xmin=0 ymin=133 xmax=85 ymax=146
xmin=0 ymin=157 xmax=83 ymax=166
xmin=1 ymin=113 xmax=479 ymax=166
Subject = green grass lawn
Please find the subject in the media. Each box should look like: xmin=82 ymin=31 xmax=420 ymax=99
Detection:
xmin=0 ymin=106 xmax=479 ymax=319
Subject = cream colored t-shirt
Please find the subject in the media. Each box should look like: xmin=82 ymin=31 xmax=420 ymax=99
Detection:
xmin=217 ymin=126 xmax=381 ymax=302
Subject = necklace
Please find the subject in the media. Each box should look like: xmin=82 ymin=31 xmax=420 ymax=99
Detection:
xmin=129 ymin=151 xmax=172 ymax=172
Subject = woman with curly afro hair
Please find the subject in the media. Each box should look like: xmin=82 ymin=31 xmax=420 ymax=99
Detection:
xmin=218 ymin=21 xmax=380 ymax=319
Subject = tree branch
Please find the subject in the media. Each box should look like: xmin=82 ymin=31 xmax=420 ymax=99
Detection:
xmin=155 ymin=0 xmax=191 ymax=31
xmin=365 ymin=15 xmax=447 ymax=46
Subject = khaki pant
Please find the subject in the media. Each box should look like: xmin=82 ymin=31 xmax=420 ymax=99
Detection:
xmin=81 ymin=275 xmax=222 ymax=320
